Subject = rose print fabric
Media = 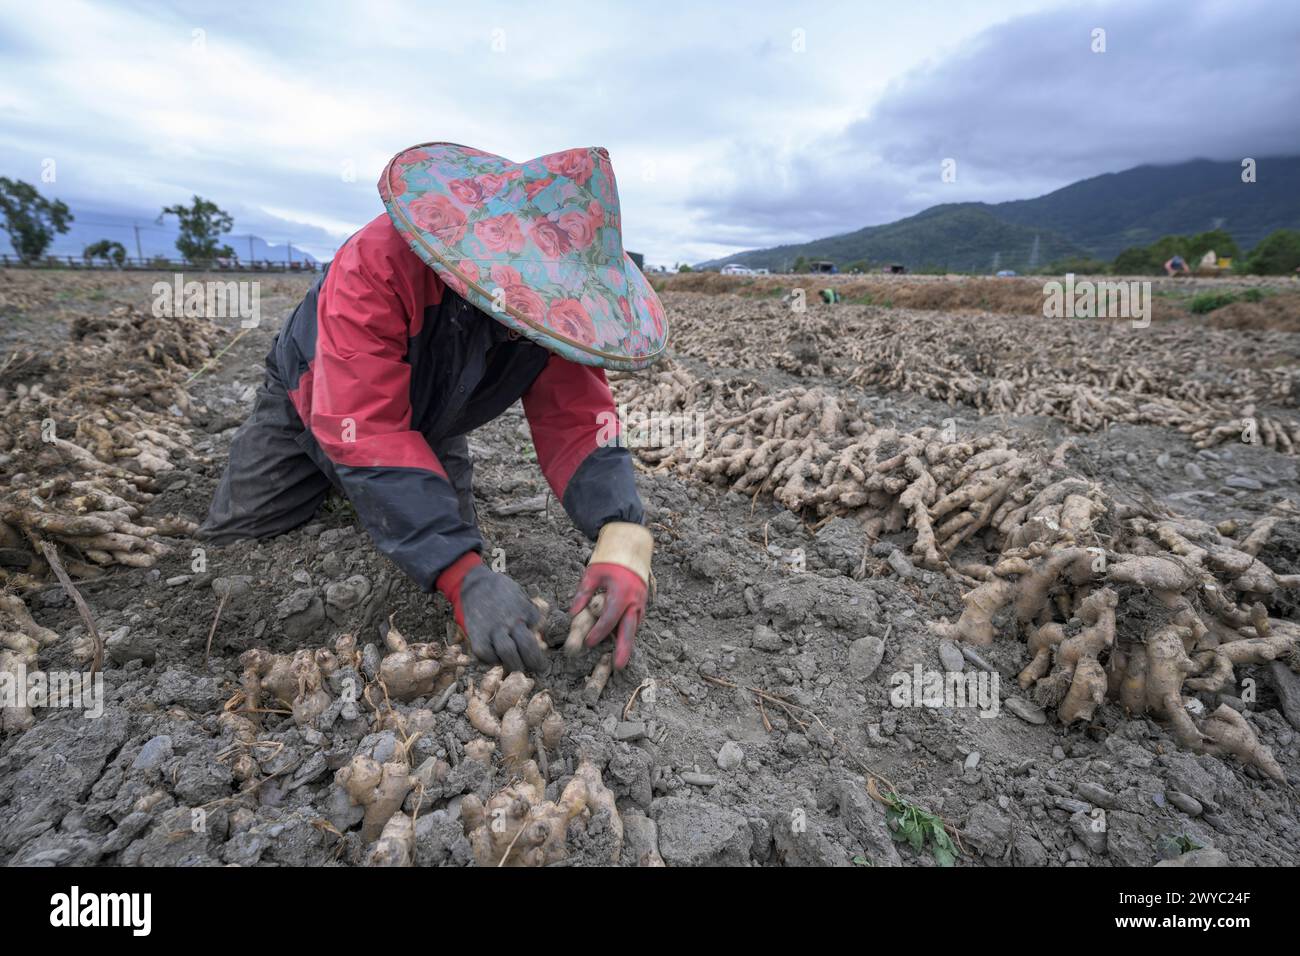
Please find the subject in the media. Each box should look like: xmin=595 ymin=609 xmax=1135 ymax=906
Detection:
xmin=379 ymin=143 xmax=669 ymax=371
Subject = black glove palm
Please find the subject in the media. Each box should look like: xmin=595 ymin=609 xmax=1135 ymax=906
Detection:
xmin=460 ymin=565 xmax=547 ymax=673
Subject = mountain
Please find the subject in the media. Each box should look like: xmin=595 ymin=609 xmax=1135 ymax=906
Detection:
xmin=990 ymin=157 xmax=1300 ymax=258
xmin=703 ymin=205 xmax=1083 ymax=273
xmin=700 ymin=156 xmax=1300 ymax=272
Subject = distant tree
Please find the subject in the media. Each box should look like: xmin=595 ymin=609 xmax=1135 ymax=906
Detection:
xmin=83 ymin=239 xmax=127 ymax=267
xmin=0 ymin=177 xmax=73 ymax=260
xmin=1112 ymin=246 xmax=1161 ymax=274
xmin=1186 ymin=228 xmax=1239 ymax=262
xmin=843 ymin=259 xmax=871 ymax=274
xmin=675 ymin=262 xmax=693 ymax=273
xmin=160 ymin=196 xmax=234 ymax=264
xmin=792 ymin=256 xmax=810 ymax=273
xmin=1239 ymin=229 xmax=1300 ymax=275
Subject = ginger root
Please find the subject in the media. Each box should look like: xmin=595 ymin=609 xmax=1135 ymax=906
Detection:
xmin=583 ymin=652 xmax=615 ymax=706
xmin=934 ymin=544 xmax=1095 ymax=647
xmin=565 ymin=592 xmax=607 ymax=656
xmin=566 ymin=593 xmax=626 ymax=705
xmin=216 ymin=709 xmax=261 ymax=784
xmin=1 ymin=308 xmax=216 ymax=580
xmin=1199 ymin=703 xmax=1285 ymax=782
xmin=609 ymin=327 xmax=1300 ymax=775
xmin=365 ymin=812 xmax=415 ymax=867
xmin=239 ymin=643 xmax=336 ymax=727
xmin=336 ymin=752 xmax=415 ymax=843
xmin=460 ymin=756 xmax=622 ymax=866
xmin=465 ymin=665 xmax=564 ymax=768
xmin=1 ymin=593 xmax=62 ymax=733
xmin=1035 ymin=588 xmax=1117 ymax=724
xmin=378 ymin=618 xmax=470 ymax=701
xmin=237 ymin=624 xmax=470 ymax=729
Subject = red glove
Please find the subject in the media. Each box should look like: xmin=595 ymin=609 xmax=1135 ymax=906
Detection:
xmin=436 ymin=551 xmax=482 ymax=631
xmin=567 ymin=522 xmax=653 ymax=670
xmin=569 ymin=562 xmax=648 ymax=670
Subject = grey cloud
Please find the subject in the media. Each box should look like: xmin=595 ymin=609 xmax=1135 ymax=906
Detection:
xmin=690 ymin=0 xmax=1300 ymax=251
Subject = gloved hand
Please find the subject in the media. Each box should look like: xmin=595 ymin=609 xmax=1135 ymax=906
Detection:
xmin=568 ymin=522 xmax=653 ymax=670
xmin=437 ymin=552 xmax=547 ymax=673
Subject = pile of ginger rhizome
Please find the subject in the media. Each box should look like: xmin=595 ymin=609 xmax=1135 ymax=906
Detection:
xmin=3 ymin=291 xmax=1298 ymax=867
xmin=0 ymin=301 xmax=628 ymax=866
xmin=3 ymin=304 xmax=213 ymax=733
xmin=609 ymin=359 xmax=1299 ymax=784
xmin=225 ymin=618 xmax=624 ymax=867
xmin=208 ymin=355 xmax=1298 ymax=866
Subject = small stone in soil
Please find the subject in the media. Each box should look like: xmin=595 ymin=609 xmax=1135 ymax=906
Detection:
xmin=1005 ymin=698 xmax=1047 ymax=724
xmin=680 ymin=772 xmax=719 ymax=787
xmin=614 ymin=720 xmax=646 ymax=741
xmin=938 ymin=640 xmax=965 ymax=672
xmin=716 ymin=741 xmax=744 ymax=771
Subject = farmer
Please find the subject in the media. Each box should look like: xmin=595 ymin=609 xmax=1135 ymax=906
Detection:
xmin=199 ymin=143 xmax=669 ymax=675
xmin=1164 ymin=254 xmax=1189 ymax=276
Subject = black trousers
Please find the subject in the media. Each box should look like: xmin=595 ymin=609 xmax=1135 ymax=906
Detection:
xmin=198 ymin=354 xmax=476 ymax=544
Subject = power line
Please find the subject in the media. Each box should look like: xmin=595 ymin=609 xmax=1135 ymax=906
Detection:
xmin=64 ymin=217 xmax=326 ymax=254
xmin=69 ymin=218 xmax=279 ymax=242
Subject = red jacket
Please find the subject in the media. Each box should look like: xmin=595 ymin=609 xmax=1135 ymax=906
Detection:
xmin=270 ymin=213 xmax=642 ymax=590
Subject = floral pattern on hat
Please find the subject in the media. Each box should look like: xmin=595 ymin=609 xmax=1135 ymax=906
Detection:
xmin=379 ymin=142 xmax=668 ymax=371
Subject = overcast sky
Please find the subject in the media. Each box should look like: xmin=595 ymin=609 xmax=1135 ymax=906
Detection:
xmin=1 ymin=0 xmax=1297 ymax=264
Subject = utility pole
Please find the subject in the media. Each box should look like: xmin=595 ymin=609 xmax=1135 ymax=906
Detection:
xmin=248 ymin=235 xmax=254 ymax=266
xmin=133 ymin=224 xmax=143 ymax=262
xmin=286 ymin=241 xmax=292 ymax=268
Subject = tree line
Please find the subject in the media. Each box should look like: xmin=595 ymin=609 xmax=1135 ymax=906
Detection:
xmin=0 ymin=177 xmax=237 ymax=266
xmin=1052 ymin=228 xmax=1300 ymax=276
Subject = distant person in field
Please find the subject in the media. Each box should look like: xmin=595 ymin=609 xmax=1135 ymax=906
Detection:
xmin=1164 ymin=254 xmax=1190 ymax=276
xmin=199 ymin=143 xmax=669 ymax=674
